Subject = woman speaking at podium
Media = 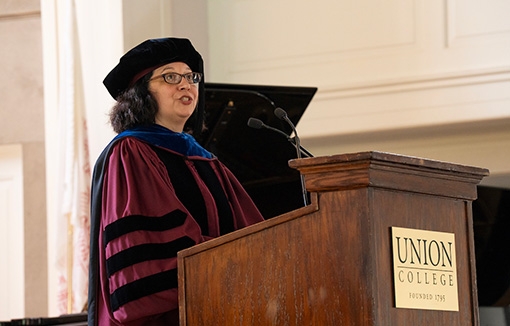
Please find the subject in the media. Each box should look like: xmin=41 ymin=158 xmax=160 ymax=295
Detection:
xmin=87 ymin=37 xmax=264 ymax=326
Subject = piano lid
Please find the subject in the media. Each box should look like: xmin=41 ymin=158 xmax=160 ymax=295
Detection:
xmin=201 ymin=82 xmax=317 ymax=218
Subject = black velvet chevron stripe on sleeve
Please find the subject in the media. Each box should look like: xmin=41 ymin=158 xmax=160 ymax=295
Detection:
xmin=103 ymin=209 xmax=188 ymax=246
xmin=110 ymin=268 xmax=179 ymax=312
xmin=105 ymin=236 xmax=196 ymax=277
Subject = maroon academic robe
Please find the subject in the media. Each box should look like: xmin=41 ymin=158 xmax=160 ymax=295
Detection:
xmin=88 ymin=130 xmax=264 ymax=326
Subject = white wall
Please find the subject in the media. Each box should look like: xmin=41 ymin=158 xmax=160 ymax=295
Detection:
xmin=206 ymin=0 xmax=510 ymax=188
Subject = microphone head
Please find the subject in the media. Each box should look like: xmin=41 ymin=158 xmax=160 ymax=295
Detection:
xmin=247 ymin=117 xmax=264 ymax=129
xmin=274 ymin=107 xmax=287 ymax=120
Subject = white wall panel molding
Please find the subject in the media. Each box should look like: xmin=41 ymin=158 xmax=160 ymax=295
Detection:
xmin=208 ymin=0 xmax=423 ymax=83
xmin=209 ymin=0 xmax=509 ymax=89
xmin=301 ymin=117 xmax=510 ymax=188
xmin=446 ymin=0 xmax=510 ymax=47
xmin=316 ymin=66 xmax=510 ymax=99
xmin=298 ymin=70 xmax=510 ymax=138
xmin=234 ymin=1 xmax=418 ymax=63
xmin=442 ymin=0 xmax=510 ymax=74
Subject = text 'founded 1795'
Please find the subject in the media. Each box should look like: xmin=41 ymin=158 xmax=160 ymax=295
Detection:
xmin=391 ymin=227 xmax=459 ymax=311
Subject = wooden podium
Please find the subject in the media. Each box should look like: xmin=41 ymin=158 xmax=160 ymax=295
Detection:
xmin=178 ymin=151 xmax=489 ymax=325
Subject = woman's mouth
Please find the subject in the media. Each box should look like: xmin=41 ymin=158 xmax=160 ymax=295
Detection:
xmin=180 ymin=96 xmax=193 ymax=104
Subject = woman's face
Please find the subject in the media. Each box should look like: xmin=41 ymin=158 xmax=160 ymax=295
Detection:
xmin=148 ymin=62 xmax=199 ymax=132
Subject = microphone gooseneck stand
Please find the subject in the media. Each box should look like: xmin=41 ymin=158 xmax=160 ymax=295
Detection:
xmin=273 ymin=108 xmax=309 ymax=207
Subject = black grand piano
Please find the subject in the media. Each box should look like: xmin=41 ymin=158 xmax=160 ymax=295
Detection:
xmin=199 ymin=82 xmax=317 ymax=218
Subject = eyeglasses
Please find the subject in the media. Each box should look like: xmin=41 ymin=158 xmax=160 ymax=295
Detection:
xmin=150 ymin=72 xmax=203 ymax=85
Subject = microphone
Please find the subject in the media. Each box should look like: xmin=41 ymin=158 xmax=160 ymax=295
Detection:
xmin=247 ymin=117 xmax=290 ymax=139
xmin=274 ymin=108 xmax=302 ymax=159
xmin=273 ymin=107 xmax=309 ymax=206
xmin=247 ymin=118 xmax=313 ymax=158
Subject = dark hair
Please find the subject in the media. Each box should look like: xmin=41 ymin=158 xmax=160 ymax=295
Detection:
xmin=109 ymin=73 xmax=205 ymax=135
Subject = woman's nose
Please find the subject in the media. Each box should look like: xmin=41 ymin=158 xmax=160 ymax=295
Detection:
xmin=178 ymin=79 xmax=191 ymax=90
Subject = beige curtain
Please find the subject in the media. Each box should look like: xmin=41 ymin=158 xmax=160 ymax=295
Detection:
xmin=53 ymin=0 xmax=91 ymax=314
